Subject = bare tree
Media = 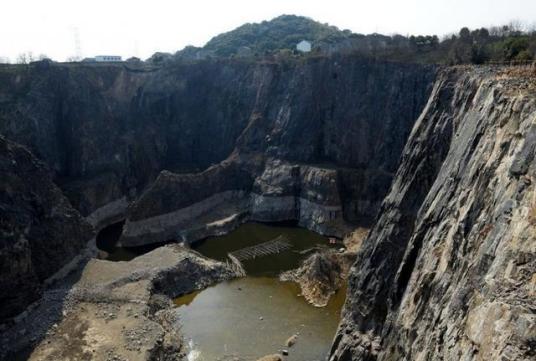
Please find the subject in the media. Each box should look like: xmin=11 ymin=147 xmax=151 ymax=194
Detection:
xmin=508 ymin=20 xmax=525 ymax=34
xmin=488 ymin=26 xmax=503 ymax=37
xmin=527 ymin=22 xmax=536 ymax=36
xmin=16 ymin=52 xmax=35 ymax=64
xmin=16 ymin=53 xmax=28 ymax=64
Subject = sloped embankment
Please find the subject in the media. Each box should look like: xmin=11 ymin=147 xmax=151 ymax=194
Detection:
xmin=1 ymin=245 xmax=240 ymax=361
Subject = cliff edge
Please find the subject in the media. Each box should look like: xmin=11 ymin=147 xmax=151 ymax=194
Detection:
xmin=330 ymin=66 xmax=536 ymax=361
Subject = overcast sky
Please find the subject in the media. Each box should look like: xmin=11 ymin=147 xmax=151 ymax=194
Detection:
xmin=1 ymin=0 xmax=535 ymax=62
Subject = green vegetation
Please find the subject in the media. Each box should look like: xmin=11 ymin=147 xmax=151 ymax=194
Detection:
xmin=180 ymin=15 xmax=536 ymax=65
xmin=421 ymin=25 xmax=536 ymax=64
xmin=203 ymin=15 xmax=352 ymax=57
xmin=351 ymin=25 xmax=536 ymax=65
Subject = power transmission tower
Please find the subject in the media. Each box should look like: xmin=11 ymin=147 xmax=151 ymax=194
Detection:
xmin=73 ymin=27 xmax=82 ymax=61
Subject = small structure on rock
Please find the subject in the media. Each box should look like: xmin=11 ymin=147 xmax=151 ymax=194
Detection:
xmin=95 ymin=55 xmax=122 ymax=62
xmin=296 ymin=40 xmax=312 ymax=53
xmin=228 ymin=235 xmax=292 ymax=261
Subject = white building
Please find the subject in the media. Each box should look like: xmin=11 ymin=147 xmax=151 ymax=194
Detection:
xmin=296 ymin=40 xmax=312 ymax=53
xmin=94 ymin=55 xmax=122 ymax=62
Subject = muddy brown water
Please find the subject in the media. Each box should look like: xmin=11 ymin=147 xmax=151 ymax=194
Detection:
xmin=175 ymin=277 xmax=346 ymax=361
xmin=191 ymin=222 xmax=336 ymax=276
xmin=176 ymin=223 xmax=346 ymax=361
xmin=96 ymin=222 xmax=347 ymax=360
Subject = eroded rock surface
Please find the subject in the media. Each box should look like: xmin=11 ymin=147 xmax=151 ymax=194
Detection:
xmin=280 ymin=228 xmax=367 ymax=307
xmin=256 ymin=355 xmax=283 ymax=361
xmin=0 ymin=56 xmax=435 ymax=360
xmin=281 ymin=249 xmax=355 ymax=307
xmin=0 ymin=58 xmax=436 ymax=237
xmin=116 ymin=57 xmax=436 ymax=246
xmin=0 ymin=135 xmax=94 ymax=322
xmin=2 ymin=57 xmax=534 ymax=361
xmin=330 ymin=67 xmax=536 ymax=361
xmin=120 ymin=157 xmax=358 ymax=246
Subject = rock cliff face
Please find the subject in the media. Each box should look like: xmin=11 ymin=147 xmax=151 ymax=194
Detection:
xmin=0 ymin=62 xmax=260 ymax=215
xmin=0 ymin=135 xmax=93 ymax=321
xmin=0 ymin=58 xmax=436 ymax=228
xmin=4 ymin=57 xmax=533 ymax=361
xmin=120 ymin=157 xmax=355 ymax=245
xmin=119 ymin=58 xmax=436 ymax=245
xmin=330 ymin=67 xmax=536 ymax=361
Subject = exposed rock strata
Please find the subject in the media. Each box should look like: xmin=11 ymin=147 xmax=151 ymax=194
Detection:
xmin=85 ymin=196 xmax=129 ymax=230
xmin=120 ymin=158 xmax=357 ymax=246
xmin=4 ymin=58 xmax=533 ymax=361
xmin=281 ymin=228 xmax=368 ymax=307
xmin=0 ymin=135 xmax=94 ymax=322
xmin=0 ymin=57 xmax=437 ymax=357
xmin=0 ymin=58 xmax=436 ymax=226
xmin=330 ymin=67 xmax=536 ymax=361
xmin=115 ymin=57 xmax=436 ymax=246
xmin=281 ymin=249 xmax=355 ymax=307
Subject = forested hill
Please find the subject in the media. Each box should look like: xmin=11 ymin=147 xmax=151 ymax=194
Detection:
xmin=203 ymin=15 xmax=352 ymax=56
xmin=164 ymin=15 xmax=536 ymax=65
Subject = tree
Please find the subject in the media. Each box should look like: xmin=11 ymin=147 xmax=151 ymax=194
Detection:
xmin=16 ymin=52 xmax=34 ymax=64
xmin=478 ymin=28 xmax=490 ymax=39
xmin=470 ymin=44 xmax=489 ymax=64
xmin=508 ymin=20 xmax=524 ymax=35
xmin=447 ymin=41 xmax=472 ymax=64
xmin=459 ymin=27 xmax=471 ymax=41
xmin=515 ymin=50 xmax=533 ymax=61
xmin=503 ymin=37 xmax=530 ymax=60
xmin=529 ymin=39 xmax=536 ymax=57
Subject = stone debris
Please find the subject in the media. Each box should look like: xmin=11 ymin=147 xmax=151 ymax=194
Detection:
xmin=256 ymin=354 xmax=283 ymax=361
xmin=285 ymin=334 xmax=298 ymax=347
xmin=280 ymin=248 xmax=355 ymax=307
xmin=0 ymin=245 xmax=240 ymax=360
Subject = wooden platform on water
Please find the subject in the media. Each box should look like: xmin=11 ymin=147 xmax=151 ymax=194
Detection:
xmin=228 ymin=235 xmax=292 ymax=261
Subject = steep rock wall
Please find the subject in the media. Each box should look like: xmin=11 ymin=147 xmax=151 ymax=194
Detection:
xmin=0 ymin=136 xmax=94 ymax=321
xmin=115 ymin=58 xmax=436 ymax=245
xmin=330 ymin=67 xmax=536 ymax=361
xmin=0 ymin=62 xmax=260 ymax=214
xmin=120 ymin=157 xmax=354 ymax=246
xmin=0 ymin=58 xmax=436 ymax=225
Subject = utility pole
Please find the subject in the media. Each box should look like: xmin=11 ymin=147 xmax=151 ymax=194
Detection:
xmin=72 ymin=27 xmax=82 ymax=61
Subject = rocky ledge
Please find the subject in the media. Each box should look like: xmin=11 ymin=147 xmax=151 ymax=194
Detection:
xmin=120 ymin=156 xmax=358 ymax=247
xmin=0 ymin=245 xmax=241 ymax=361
